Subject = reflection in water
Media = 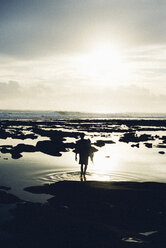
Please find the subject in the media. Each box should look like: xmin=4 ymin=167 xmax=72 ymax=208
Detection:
xmin=0 ymin=132 xmax=166 ymax=202
xmin=122 ymin=237 xmax=144 ymax=244
xmin=92 ymin=146 xmax=119 ymax=173
xmin=80 ymin=174 xmax=87 ymax=182
xmin=21 ymin=140 xmax=166 ymax=184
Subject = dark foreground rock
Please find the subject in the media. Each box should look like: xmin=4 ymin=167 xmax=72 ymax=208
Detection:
xmin=1 ymin=181 xmax=166 ymax=248
xmin=0 ymin=190 xmax=22 ymax=204
xmin=0 ymin=186 xmax=11 ymax=191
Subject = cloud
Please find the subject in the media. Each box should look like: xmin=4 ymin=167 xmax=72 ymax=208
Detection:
xmin=0 ymin=2 xmax=165 ymax=113
xmin=102 ymin=85 xmax=166 ymax=113
xmin=0 ymin=0 xmax=165 ymax=58
xmin=0 ymin=81 xmax=164 ymax=113
xmin=52 ymin=84 xmax=166 ymax=113
xmin=0 ymin=81 xmax=20 ymax=99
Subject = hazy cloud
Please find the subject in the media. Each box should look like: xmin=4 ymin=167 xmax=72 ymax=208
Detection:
xmin=0 ymin=1 xmax=165 ymax=113
xmin=61 ymin=84 xmax=166 ymax=113
xmin=0 ymin=81 xmax=165 ymax=113
xmin=0 ymin=0 xmax=166 ymax=58
xmin=0 ymin=81 xmax=20 ymax=99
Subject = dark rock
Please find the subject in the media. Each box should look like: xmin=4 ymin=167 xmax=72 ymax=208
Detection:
xmin=144 ymin=143 xmax=153 ymax=148
xmin=119 ymin=132 xmax=137 ymax=143
xmin=0 ymin=128 xmax=38 ymax=140
xmin=11 ymin=153 xmax=23 ymax=159
xmin=1 ymin=181 xmax=166 ymax=248
xmin=14 ymin=133 xmax=38 ymax=140
xmin=33 ymin=127 xmax=81 ymax=140
xmin=24 ymin=184 xmax=54 ymax=195
xmin=13 ymin=144 xmax=37 ymax=153
xmin=160 ymin=136 xmax=166 ymax=144
xmin=1 ymin=200 xmax=122 ymax=248
xmin=63 ymin=142 xmax=76 ymax=149
xmin=94 ymin=140 xmax=105 ymax=147
xmin=138 ymin=133 xmax=154 ymax=142
xmin=157 ymin=144 xmax=166 ymax=149
xmin=0 ymin=190 xmax=22 ymax=204
xmin=0 ymin=144 xmax=37 ymax=159
xmin=0 ymin=186 xmax=11 ymax=191
xmin=161 ymin=135 xmax=166 ymax=139
xmin=158 ymin=151 xmax=165 ymax=154
xmin=94 ymin=140 xmax=115 ymax=147
xmin=120 ymin=132 xmax=154 ymax=143
xmin=0 ymin=129 xmax=10 ymax=139
xmin=36 ymin=140 xmax=63 ymax=156
xmin=131 ymin=143 xmax=139 ymax=148
xmin=0 ymin=147 xmax=12 ymax=154
xmin=24 ymin=181 xmax=166 ymax=237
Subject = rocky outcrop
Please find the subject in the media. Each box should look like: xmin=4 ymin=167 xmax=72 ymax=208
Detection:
xmin=0 ymin=144 xmax=37 ymax=159
xmin=94 ymin=140 xmax=115 ymax=147
xmin=120 ymin=132 xmax=154 ymax=143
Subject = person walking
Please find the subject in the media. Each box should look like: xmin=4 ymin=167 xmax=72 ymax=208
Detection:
xmin=75 ymin=133 xmax=91 ymax=176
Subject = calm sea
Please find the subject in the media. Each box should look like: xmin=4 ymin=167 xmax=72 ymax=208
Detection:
xmin=0 ymin=110 xmax=166 ymax=119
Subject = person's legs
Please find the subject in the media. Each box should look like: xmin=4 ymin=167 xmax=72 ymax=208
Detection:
xmin=84 ymin=163 xmax=88 ymax=175
xmin=81 ymin=164 xmax=84 ymax=176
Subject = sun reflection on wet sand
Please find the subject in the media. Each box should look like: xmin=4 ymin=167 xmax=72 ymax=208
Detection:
xmin=92 ymin=146 xmax=119 ymax=173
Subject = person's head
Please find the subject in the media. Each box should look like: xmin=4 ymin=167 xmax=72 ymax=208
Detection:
xmin=80 ymin=133 xmax=85 ymax=139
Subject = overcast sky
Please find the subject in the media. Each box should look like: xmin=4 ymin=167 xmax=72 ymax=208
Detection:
xmin=0 ymin=0 xmax=166 ymax=112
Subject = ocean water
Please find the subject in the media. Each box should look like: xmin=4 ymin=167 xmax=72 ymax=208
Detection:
xmin=0 ymin=110 xmax=166 ymax=119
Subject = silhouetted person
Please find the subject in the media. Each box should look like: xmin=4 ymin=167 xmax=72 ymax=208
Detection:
xmin=75 ymin=133 xmax=91 ymax=176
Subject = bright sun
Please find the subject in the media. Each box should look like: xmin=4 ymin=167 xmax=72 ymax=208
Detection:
xmin=78 ymin=44 xmax=128 ymax=85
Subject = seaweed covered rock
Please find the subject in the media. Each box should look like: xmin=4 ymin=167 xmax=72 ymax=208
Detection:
xmin=94 ymin=140 xmax=115 ymax=147
xmin=120 ymin=132 xmax=154 ymax=143
xmin=0 ymin=144 xmax=37 ymax=159
xmin=36 ymin=140 xmax=64 ymax=156
xmin=144 ymin=143 xmax=153 ymax=148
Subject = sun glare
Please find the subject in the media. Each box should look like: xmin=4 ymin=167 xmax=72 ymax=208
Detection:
xmin=78 ymin=44 xmax=127 ymax=85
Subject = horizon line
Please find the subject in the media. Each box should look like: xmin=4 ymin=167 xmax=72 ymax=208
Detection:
xmin=0 ymin=109 xmax=165 ymax=115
